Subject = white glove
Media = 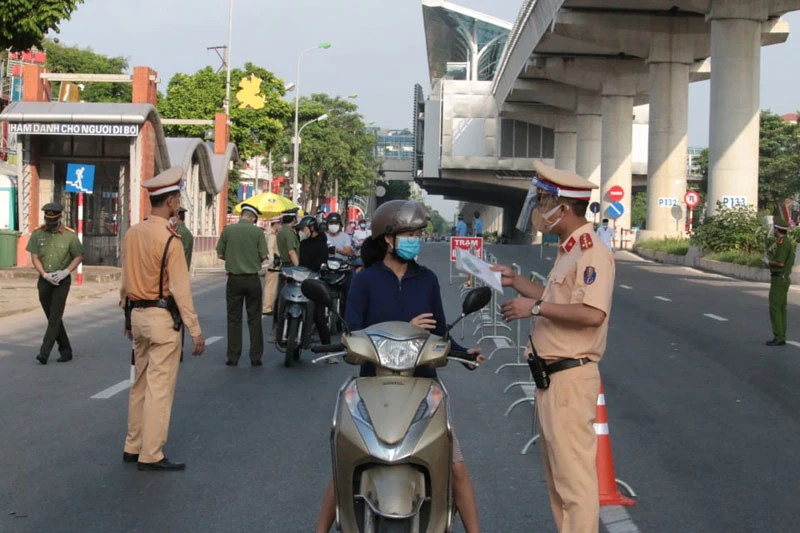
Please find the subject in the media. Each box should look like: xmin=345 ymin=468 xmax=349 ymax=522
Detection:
xmin=43 ymin=272 xmax=60 ymax=286
xmin=51 ymin=269 xmax=71 ymax=283
xmin=762 ymin=256 xmax=770 ymax=267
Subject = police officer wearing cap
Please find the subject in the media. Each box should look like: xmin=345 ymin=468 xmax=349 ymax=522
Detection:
xmin=26 ymin=202 xmax=84 ymax=364
xmin=764 ymin=217 xmax=796 ymax=346
xmin=271 ymin=208 xmax=300 ymax=340
xmin=175 ymin=207 xmax=193 ymax=270
xmin=217 ymin=202 xmax=268 ymax=366
xmin=493 ymin=160 xmax=615 ymax=532
xmin=120 ymin=167 xmax=205 ymax=471
xmin=262 ymin=216 xmax=282 ymax=315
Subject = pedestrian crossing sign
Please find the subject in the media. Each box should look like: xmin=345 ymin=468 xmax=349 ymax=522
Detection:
xmin=65 ymin=163 xmax=95 ymax=194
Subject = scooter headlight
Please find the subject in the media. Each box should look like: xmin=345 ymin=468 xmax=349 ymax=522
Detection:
xmin=368 ymin=336 xmax=426 ymax=371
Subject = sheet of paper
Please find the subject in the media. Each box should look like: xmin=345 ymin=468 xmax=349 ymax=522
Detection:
xmin=455 ymin=247 xmax=504 ymax=293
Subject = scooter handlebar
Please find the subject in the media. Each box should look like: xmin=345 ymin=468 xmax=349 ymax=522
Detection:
xmin=449 ymin=350 xmax=481 ymax=371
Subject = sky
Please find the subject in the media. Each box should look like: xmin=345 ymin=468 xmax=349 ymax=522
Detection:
xmin=53 ymin=0 xmax=800 ymax=219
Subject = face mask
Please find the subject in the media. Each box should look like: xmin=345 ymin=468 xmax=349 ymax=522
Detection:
xmin=329 ymin=224 xmax=340 ymax=234
xmin=45 ymin=219 xmax=60 ymax=231
xmin=359 ymin=223 xmax=366 ymax=229
xmin=298 ymin=229 xmax=309 ymax=241
xmin=531 ymin=204 xmax=563 ymax=234
xmin=395 ymin=236 xmax=421 ymax=261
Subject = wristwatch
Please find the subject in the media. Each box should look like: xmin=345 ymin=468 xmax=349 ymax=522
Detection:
xmin=531 ymin=299 xmax=543 ymax=317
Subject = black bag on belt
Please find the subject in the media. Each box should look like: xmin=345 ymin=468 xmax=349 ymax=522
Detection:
xmin=527 ymin=336 xmax=550 ymax=390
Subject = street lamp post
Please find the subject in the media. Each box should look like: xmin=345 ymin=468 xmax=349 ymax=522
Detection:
xmin=292 ymin=42 xmax=332 ymax=203
xmin=293 ymin=114 xmax=329 ymax=201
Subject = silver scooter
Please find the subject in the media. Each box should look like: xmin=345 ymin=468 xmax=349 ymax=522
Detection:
xmin=302 ymin=279 xmax=491 ymax=532
xmin=275 ymin=266 xmax=319 ymax=367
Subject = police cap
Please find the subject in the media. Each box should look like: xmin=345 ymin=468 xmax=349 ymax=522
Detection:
xmin=42 ymin=202 xmax=64 ymax=218
xmin=142 ymin=167 xmax=184 ymax=197
xmin=241 ymin=203 xmax=260 ymax=217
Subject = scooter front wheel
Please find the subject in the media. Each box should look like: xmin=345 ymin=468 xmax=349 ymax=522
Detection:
xmin=284 ymin=317 xmax=300 ymax=367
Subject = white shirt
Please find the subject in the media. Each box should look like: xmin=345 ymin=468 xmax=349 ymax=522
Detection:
xmin=353 ymin=228 xmax=371 ymax=247
xmin=597 ymin=226 xmax=615 ymax=250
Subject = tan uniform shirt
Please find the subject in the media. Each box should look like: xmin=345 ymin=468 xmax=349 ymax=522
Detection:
xmin=531 ymin=223 xmax=615 ymax=362
xmin=266 ymin=231 xmax=277 ymax=260
xmin=120 ymin=216 xmax=202 ymax=337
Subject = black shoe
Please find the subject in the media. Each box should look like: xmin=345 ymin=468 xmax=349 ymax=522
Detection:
xmin=123 ymin=452 xmax=139 ymax=463
xmin=251 ymin=360 xmax=263 ymax=367
xmin=137 ymin=458 xmax=186 ymax=471
xmin=766 ymin=339 xmax=786 ymax=346
xmin=56 ymin=354 xmax=73 ymax=363
xmin=35 ymin=354 xmax=48 ymax=365
xmin=225 ymin=360 xmax=238 ymax=366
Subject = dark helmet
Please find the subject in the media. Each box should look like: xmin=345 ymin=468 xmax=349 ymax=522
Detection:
xmin=474 ymin=211 xmax=480 ymax=218
xmin=326 ymin=212 xmax=343 ymax=225
xmin=371 ymin=200 xmax=430 ymax=238
xmin=319 ymin=220 xmax=328 ymax=233
xmin=294 ymin=215 xmax=318 ymax=232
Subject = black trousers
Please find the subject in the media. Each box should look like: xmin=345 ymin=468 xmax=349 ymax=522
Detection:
xmin=311 ymin=302 xmax=331 ymax=345
xmin=226 ymin=274 xmax=264 ymax=363
xmin=37 ymin=275 xmax=72 ymax=360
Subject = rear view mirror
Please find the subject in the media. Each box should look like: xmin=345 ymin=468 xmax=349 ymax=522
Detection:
xmin=301 ymin=279 xmax=333 ymax=308
xmin=462 ymin=287 xmax=491 ymax=316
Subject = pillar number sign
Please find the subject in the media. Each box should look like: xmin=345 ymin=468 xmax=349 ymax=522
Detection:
xmin=721 ymin=196 xmax=747 ymax=208
xmin=657 ymin=198 xmax=678 ymax=207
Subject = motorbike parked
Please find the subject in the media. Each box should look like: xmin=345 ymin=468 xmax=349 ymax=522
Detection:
xmin=275 ymin=266 xmax=319 ymax=367
xmin=319 ymin=257 xmax=353 ymax=333
xmin=301 ymin=279 xmax=491 ymax=533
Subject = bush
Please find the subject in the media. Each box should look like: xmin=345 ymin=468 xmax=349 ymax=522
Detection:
xmin=690 ymin=203 xmax=769 ymax=254
xmin=633 ymin=238 xmax=689 ymax=256
xmin=704 ymin=251 xmax=764 ymax=268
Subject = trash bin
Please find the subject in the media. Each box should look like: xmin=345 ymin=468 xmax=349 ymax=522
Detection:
xmin=0 ymin=229 xmax=20 ymax=268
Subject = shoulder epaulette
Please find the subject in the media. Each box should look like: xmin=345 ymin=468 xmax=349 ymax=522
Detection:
xmin=579 ymin=233 xmax=593 ymax=250
xmin=64 ymin=226 xmax=76 ymax=233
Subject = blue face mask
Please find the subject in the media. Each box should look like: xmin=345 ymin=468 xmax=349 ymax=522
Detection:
xmin=395 ymin=236 xmax=421 ymax=261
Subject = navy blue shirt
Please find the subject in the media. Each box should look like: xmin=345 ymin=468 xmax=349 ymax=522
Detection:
xmin=346 ymin=261 xmax=465 ymax=377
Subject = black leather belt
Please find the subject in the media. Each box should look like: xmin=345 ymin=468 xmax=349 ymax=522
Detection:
xmin=546 ymin=357 xmax=592 ymax=376
xmin=771 ymin=272 xmax=789 ymax=278
xmin=227 ymin=273 xmax=259 ymax=276
xmin=130 ymin=300 xmax=161 ymax=309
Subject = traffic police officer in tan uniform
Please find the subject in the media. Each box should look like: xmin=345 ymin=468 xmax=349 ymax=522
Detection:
xmin=120 ymin=167 xmax=205 ymax=471
xmin=494 ymin=160 xmax=615 ymax=532
xmin=27 ymin=202 xmax=84 ymax=364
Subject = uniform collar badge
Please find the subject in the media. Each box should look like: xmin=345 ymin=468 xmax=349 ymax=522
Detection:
xmin=580 ymin=233 xmax=593 ymax=250
xmin=563 ymin=237 xmax=576 ymax=253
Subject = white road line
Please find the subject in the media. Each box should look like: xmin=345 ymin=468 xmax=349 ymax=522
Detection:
xmin=545 ymin=256 xmax=553 ymax=261
xmin=703 ymin=313 xmax=729 ymax=322
xmin=601 ymin=506 xmax=641 ymax=533
xmin=786 ymin=341 xmax=800 ymax=349
xmin=206 ymin=336 xmax=223 ymax=345
xmin=91 ymin=380 xmax=131 ymax=400
xmin=619 ymin=284 xmax=633 ymax=290
xmin=654 ymin=296 xmax=672 ymax=302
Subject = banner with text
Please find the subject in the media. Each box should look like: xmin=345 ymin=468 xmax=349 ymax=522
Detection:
xmin=450 ymin=236 xmax=483 ymax=261
xmin=8 ymin=123 xmax=140 ymax=137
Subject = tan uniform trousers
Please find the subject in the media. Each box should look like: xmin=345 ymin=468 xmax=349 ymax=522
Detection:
xmin=263 ymin=270 xmax=279 ymax=313
xmin=124 ymin=308 xmax=182 ymax=463
xmin=536 ymin=362 xmax=601 ymax=533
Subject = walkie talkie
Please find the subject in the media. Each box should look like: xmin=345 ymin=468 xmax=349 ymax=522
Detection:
xmin=527 ymin=335 xmax=550 ymax=390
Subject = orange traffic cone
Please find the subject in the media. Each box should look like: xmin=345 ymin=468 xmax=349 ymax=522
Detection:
xmin=595 ymin=382 xmax=635 ymax=506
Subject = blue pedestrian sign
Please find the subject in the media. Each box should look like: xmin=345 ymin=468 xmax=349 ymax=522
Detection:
xmin=607 ymin=201 xmax=625 ymax=219
xmin=65 ymin=163 xmax=95 ymax=194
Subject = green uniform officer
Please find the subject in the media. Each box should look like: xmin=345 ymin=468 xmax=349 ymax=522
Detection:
xmin=764 ymin=218 xmax=796 ymax=346
xmin=176 ymin=207 xmax=194 ymax=269
xmin=26 ymin=202 xmax=84 ymax=364
xmin=271 ymin=208 xmax=300 ymax=341
xmin=216 ymin=203 xmax=268 ymax=366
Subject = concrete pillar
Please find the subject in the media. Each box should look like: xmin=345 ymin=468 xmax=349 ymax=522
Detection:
xmin=554 ymin=115 xmax=577 ymax=173
xmin=576 ymin=94 xmax=602 ymax=206
xmin=707 ymin=1 xmax=768 ymax=215
xmin=601 ymin=94 xmax=634 ymax=229
xmin=645 ymin=61 xmax=690 ymax=235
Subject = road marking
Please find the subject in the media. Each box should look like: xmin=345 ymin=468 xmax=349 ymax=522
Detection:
xmin=545 ymin=256 xmax=553 ymax=261
xmin=703 ymin=313 xmax=729 ymax=322
xmin=654 ymin=296 xmax=671 ymax=302
xmin=619 ymin=285 xmax=633 ymax=290
xmin=601 ymin=506 xmax=641 ymax=533
xmin=206 ymin=336 xmax=223 ymax=345
xmin=786 ymin=341 xmax=800 ymax=349
xmin=91 ymin=380 xmax=131 ymax=400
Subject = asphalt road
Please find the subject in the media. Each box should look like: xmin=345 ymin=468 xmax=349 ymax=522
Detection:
xmin=1 ymin=243 xmax=798 ymax=532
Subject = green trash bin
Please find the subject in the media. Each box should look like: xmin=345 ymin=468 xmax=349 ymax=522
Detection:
xmin=0 ymin=229 xmax=20 ymax=268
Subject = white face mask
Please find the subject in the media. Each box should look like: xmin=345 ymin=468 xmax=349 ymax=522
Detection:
xmin=328 ymin=224 xmax=340 ymax=234
xmin=298 ymin=229 xmax=309 ymax=241
xmin=531 ymin=204 xmax=563 ymax=234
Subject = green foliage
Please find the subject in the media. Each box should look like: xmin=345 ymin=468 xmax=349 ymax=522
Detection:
xmin=633 ymin=238 xmax=689 ymax=256
xmin=690 ymin=202 xmax=768 ymax=254
xmin=631 ymin=192 xmax=647 ymax=229
xmin=429 ymin=209 xmax=449 ymax=235
xmin=704 ymin=251 xmax=764 ymax=268
xmin=43 ymin=38 xmax=131 ymax=102
xmin=377 ymin=180 xmax=411 ymax=204
xmin=759 ymin=110 xmax=800 ymax=210
xmin=482 ymin=231 xmax=502 ymax=244
xmin=271 ymin=93 xmax=377 ymax=212
xmin=158 ymin=63 xmax=292 ymax=160
xmin=0 ymin=0 xmax=83 ymax=51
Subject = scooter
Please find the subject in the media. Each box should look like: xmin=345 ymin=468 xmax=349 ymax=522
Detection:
xmin=275 ymin=266 xmax=319 ymax=367
xmin=301 ymin=279 xmax=491 ymax=533
xmin=319 ymin=257 xmax=353 ymax=333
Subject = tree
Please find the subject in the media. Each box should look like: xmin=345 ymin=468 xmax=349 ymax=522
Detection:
xmin=43 ymin=38 xmax=131 ymax=102
xmin=158 ymin=63 xmax=292 ymax=161
xmin=631 ymin=192 xmax=647 ymax=229
xmin=759 ymin=110 xmax=800 ymax=211
xmin=430 ymin=209 xmax=449 ymax=234
xmin=0 ymin=0 xmax=83 ymax=51
xmin=376 ymin=180 xmax=411 ymax=204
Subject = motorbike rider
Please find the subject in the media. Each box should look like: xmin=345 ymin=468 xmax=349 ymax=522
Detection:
xmin=295 ymin=215 xmax=334 ymax=362
xmin=314 ymin=199 xmax=483 ymax=533
xmin=352 ymin=217 xmax=371 ymax=250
